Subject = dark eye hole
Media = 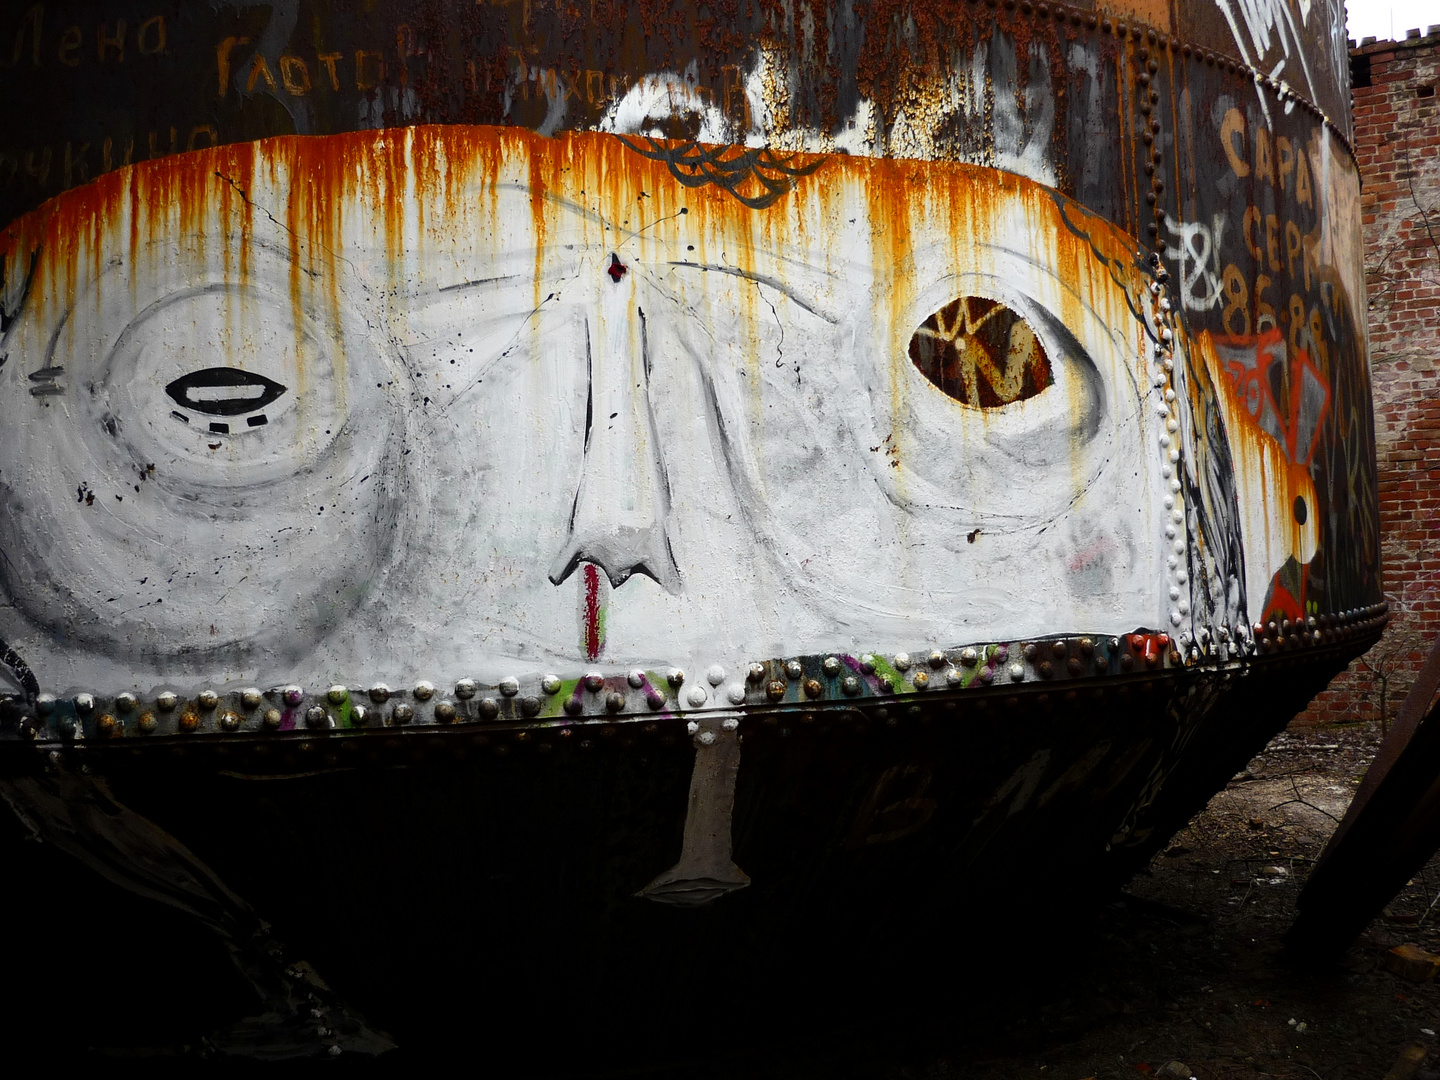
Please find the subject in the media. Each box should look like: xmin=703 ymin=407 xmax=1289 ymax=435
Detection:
xmin=908 ymin=297 xmax=1054 ymax=407
xmin=165 ymin=368 xmax=288 ymax=417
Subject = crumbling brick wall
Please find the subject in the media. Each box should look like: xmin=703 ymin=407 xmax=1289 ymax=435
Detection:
xmin=1301 ymin=30 xmax=1440 ymax=727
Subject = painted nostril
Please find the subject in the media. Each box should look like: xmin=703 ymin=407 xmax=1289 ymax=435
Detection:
xmin=607 ymin=253 xmax=627 ymax=282
xmin=1293 ymin=495 xmax=1308 ymax=526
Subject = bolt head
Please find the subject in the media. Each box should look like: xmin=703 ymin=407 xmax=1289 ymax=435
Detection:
xmin=327 ymin=685 xmax=348 ymax=705
xmin=455 ymin=678 xmax=478 ymax=700
xmin=413 ymin=681 xmax=435 ymax=701
xmin=116 ymin=693 xmax=138 ymax=713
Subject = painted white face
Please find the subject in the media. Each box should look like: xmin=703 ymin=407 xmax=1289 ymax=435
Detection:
xmin=0 ymin=129 xmax=1173 ymax=692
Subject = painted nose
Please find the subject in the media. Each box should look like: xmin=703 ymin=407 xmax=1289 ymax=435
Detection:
xmin=547 ymin=256 xmax=681 ymax=593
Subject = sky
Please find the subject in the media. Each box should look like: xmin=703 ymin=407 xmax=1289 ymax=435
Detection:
xmin=1348 ymin=1 xmax=1440 ymax=42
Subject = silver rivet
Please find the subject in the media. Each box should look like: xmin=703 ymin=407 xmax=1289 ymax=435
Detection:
xmin=946 ymin=668 xmax=963 ymax=686
xmin=263 ymin=708 xmax=282 ymax=728
xmin=959 ymin=647 xmax=978 ymax=667
xmin=479 ymin=698 xmax=500 ymax=720
xmin=722 ymin=717 xmax=739 ymax=731
xmin=198 ymin=690 xmax=219 ymax=710
xmin=542 ymin=675 xmax=562 ymax=695
xmin=327 ymin=685 xmax=348 ymax=705
xmin=306 ymin=706 xmax=329 ymax=728
xmin=240 ymin=688 xmax=262 ymax=709
xmin=352 ymin=704 xmax=369 ymax=726
xmin=455 ymin=678 xmax=478 ymax=700
xmin=606 ymin=691 xmax=626 ymax=712
xmin=282 ymin=686 xmax=305 ymax=707
xmin=627 ymin=670 xmax=645 ymax=688
xmin=391 ymin=703 xmax=414 ymax=725
xmin=156 ymin=691 xmax=179 ymax=711
xmin=499 ymin=677 xmax=521 ymax=697
xmin=520 ymin=696 xmax=541 ymax=716
xmin=74 ymin=694 xmax=94 ymax=713
xmin=927 ymin=650 xmax=945 ymax=669
xmin=784 ymin=660 xmax=802 ymax=680
xmin=1008 ymin=663 xmax=1026 ymax=682
xmin=434 ymin=701 xmax=457 ymax=723
xmin=697 ymin=731 xmax=716 ymax=746
xmin=821 ymin=656 xmax=842 ymax=677
xmin=706 ymin=665 xmax=726 ymax=686
xmin=369 ymin=684 xmax=391 ymax=704
xmin=220 ymin=710 xmax=242 ymax=731
xmin=116 ymin=692 xmax=138 ymax=712
xmin=413 ymin=681 xmax=435 ymax=701
xmin=841 ymin=676 xmax=861 ymax=696
xmin=726 ymin=683 xmax=746 ymax=704
xmin=685 ymin=685 xmax=708 ymax=707
xmin=747 ymin=663 xmax=766 ymax=683
xmin=893 ymin=653 xmax=911 ymax=671
xmin=668 ymin=668 xmax=685 ymax=688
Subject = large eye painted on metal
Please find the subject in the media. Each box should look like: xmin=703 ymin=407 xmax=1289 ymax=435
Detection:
xmin=907 ymin=296 xmax=1054 ymax=408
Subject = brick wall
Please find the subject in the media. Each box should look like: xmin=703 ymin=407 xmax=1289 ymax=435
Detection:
xmin=1300 ymin=31 xmax=1440 ymax=727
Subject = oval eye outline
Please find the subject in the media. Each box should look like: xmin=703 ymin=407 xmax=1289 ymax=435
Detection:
xmin=908 ymin=296 xmax=1054 ymax=408
xmin=165 ymin=367 xmax=288 ymax=417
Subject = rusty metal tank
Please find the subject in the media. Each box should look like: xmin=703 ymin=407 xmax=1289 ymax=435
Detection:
xmin=0 ymin=0 xmax=1379 ymax=1061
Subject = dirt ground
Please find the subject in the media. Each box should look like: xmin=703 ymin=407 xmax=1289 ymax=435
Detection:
xmin=587 ymin=721 xmax=1440 ymax=1080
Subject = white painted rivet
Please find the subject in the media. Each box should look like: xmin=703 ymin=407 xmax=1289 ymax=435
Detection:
xmin=1178 ymin=601 xmax=1190 ymax=615
xmin=721 ymin=717 xmax=739 ymax=731
xmin=413 ymin=681 xmax=435 ymax=701
xmin=1170 ymin=611 xmax=1183 ymax=626
xmin=369 ymin=684 xmax=391 ymax=704
xmin=456 ymin=679 xmax=478 ymax=699
xmin=627 ymin=670 xmax=645 ymax=688
xmin=1173 ymin=508 xmax=1184 ymax=523
xmin=893 ymin=652 xmax=911 ymax=671
xmin=960 ymin=647 xmax=978 ymax=666
xmin=726 ymin=683 xmax=746 ymax=704
xmin=1159 ymin=434 xmax=1171 ymax=448
xmin=1169 ymin=586 xmax=1181 ymax=600
xmin=1173 ymin=538 xmax=1186 ymax=553
xmin=686 ymin=685 xmax=708 ymax=707
xmin=498 ymin=677 xmax=520 ymax=697
xmin=1164 ymin=524 xmax=1177 ymax=538
xmin=686 ymin=720 xmax=700 ymax=735
xmin=784 ymin=660 xmax=803 ymax=680
xmin=946 ymin=668 xmax=963 ymax=686
xmin=1008 ymin=663 xmax=1026 ymax=682
xmin=1170 ymin=478 xmax=1182 ymax=492
xmin=1166 ymin=418 xmax=1179 ymax=433
xmin=1164 ymin=388 xmax=1176 ymax=402
xmin=541 ymin=675 xmax=561 ymax=695
xmin=706 ymin=665 xmax=726 ymax=686
xmin=696 ymin=731 xmax=716 ymax=746
xmin=1168 ymin=447 xmax=1180 ymax=462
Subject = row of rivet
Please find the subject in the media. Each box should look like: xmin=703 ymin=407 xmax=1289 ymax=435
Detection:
xmin=1145 ymin=250 xmax=1190 ymax=630
xmin=971 ymin=0 xmax=1350 ymax=156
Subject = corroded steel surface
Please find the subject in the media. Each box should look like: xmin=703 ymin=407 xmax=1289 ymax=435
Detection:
xmin=0 ymin=0 xmax=1383 ymax=1058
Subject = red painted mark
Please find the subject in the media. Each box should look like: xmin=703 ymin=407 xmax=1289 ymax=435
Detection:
xmin=584 ymin=563 xmax=603 ymax=660
xmin=607 ymin=253 xmax=627 ymax=282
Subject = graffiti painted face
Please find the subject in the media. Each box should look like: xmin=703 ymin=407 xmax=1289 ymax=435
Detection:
xmin=0 ymin=128 xmax=1172 ymax=689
